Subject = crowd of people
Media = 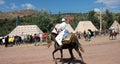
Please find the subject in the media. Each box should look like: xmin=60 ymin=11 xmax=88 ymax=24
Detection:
xmin=0 ymin=33 xmax=48 ymax=47
xmin=75 ymin=29 xmax=99 ymax=41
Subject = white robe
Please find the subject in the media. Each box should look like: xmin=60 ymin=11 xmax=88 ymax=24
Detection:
xmin=55 ymin=22 xmax=67 ymax=46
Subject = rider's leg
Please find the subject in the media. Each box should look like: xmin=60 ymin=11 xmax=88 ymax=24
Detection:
xmin=55 ymin=35 xmax=62 ymax=45
xmin=55 ymin=32 xmax=64 ymax=47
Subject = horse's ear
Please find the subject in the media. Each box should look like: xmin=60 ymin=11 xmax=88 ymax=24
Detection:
xmin=47 ymin=42 xmax=52 ymax=48
xmin=46 ymin=34 xmax=50 ymax=39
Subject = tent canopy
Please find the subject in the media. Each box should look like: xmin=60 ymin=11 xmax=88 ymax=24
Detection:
xmin=75 ymin=21 xmax=98 ymax=33
xmin=109 ymin=20 xmax=120 ymax=31
xmin=8 ymin=25 xmax=43 ymax=36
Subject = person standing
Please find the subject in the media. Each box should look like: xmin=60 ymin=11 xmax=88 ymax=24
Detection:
xmin=21 ymin=32 xmax=24 ymax=43
xmin=2 ymin=37 xmax=5 ymax=44
xmin=34 ymin=34 xmax=38 ymax=46
xmin=86 ymin=29 xmax=91 ymax=41
xmin=5 ymin=36 xmax=9 ymax=47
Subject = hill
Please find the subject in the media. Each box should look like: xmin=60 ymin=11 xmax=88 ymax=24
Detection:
xmin=0 ymin=9 xmax=38 ymax=19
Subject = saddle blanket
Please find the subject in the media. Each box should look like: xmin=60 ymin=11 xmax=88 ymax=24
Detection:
xmin=62 ymin=33 xmax=76 ymax=44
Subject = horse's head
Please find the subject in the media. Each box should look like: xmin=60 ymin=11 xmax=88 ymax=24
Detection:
xmin=46 ymin=33 xmax=57 ymax=48
xmin=46 ymin=34 xmax=52 ymax=48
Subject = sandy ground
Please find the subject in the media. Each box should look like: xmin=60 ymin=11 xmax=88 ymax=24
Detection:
xmin=0 ymin=35 xmax=120 ymax=64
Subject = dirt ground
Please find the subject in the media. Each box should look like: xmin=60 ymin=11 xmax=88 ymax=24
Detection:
xmin=0 ymin=35 xmax=120 ymax=64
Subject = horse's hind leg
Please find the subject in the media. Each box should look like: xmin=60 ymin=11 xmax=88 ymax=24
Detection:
xmin=52 ymin=49 xmax=60 ymax=64
xmin=74 ymin=48 xmax=85 ymax=64
xmin=68 ymin=48 xmax=74 ymax=59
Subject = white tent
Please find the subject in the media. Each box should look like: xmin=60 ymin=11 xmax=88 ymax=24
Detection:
xmin=109 ymin=20 xmax=120 ymax=32
xmin=75 ymin=21 xmax=98 ymax=33
xmin=8 ymin=25 xmax=43 ymax=36
xmin=52 ymin=23 xmax=74 ymax=33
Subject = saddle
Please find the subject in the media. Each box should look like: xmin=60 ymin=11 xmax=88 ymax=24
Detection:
xmin=62 ymin=33 xmax=77 ymax=44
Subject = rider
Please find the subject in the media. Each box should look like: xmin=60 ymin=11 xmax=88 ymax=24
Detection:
xmin=86 ymin=29 xmax=91 ymax=41
xmin=110 ymin=26 xmax=115 ymax=33
xmin=55 ymin=18 xmax=69 ymax=48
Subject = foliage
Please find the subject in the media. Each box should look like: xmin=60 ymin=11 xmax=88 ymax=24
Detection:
xmin=87 ymin=10 xmax=100 ymax=29
xmin=102 ymin=9 xmax=114 ymax=29
xmin=0 ymin=18 xmax=16 ymax=36
xmin=0 ymin=9 xmax=120 ymax=36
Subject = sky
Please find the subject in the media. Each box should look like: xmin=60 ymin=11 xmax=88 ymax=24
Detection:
xmin=0 ymin=0 xmax=120 ymax=13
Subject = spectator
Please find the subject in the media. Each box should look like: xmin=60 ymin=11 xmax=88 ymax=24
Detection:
xmin=5 ymin=36 xmax=9 ymax=47
xmin=34 ymin=34 xmax=38 ymax=46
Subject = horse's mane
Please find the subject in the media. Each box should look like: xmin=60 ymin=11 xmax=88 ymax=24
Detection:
xmin=51 ymin=33 xmax=57 ymax=37
xmin=50 ymin=32 xmax=58 ymax=41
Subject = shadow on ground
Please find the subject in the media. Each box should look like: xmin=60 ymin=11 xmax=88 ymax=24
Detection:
xmin=55 ymin=58 xmax=84 ymax=64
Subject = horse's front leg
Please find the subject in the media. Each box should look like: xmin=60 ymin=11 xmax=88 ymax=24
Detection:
xmin=52 ymin=49 xmax=59 ymax=60
xmin=109 ymin=35 xmax=111 ymax=40
xmin=109 ymin=35 xmax=110 ymax=40
xmin=115 ymin=35 xmax=117 ymax=39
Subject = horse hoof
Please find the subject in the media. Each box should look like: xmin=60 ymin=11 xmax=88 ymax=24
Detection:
xmin=82 ymin=62 xmax=86 ymax=64
xmin=53 ymin=59 xmax=56 ymax=61
xmin=53 ymin=59 xmax=58 ymax=64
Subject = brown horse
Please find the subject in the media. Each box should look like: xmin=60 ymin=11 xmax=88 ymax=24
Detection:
xmin=109 ymin=31 xmax=118 ymax=40
xmin=47 ymin=33 xmax=85 ymax=64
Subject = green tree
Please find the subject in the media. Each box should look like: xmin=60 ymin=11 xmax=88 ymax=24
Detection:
xmin=32 ymin=9 xmax=53 ymax=33
xmin=103 ymin=9 xmax=114 ymax=29
xmin=87 ymin=10 xmax=99 ymax=29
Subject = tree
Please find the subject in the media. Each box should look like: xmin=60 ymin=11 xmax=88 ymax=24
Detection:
xmin=32 ymin=9 xmax=53 ymax=33
xmin=103 ymin=9 xmax=114 ymax=29
xmin=87 ymin=10 xmax=99 ymax=29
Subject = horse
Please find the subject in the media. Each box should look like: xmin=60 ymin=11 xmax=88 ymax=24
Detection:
xmin=109 ymin=30 xmax=118 ymax=40
xmin=83 ymin=30 xmax=93 ymax=41
xmin=14 ymin=36 xmax=22 ymax=45
xmin=46 ymin=32 xmax=85 ymax=64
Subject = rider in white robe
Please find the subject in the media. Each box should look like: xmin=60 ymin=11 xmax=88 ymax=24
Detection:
xmin=55 ymin=18 xmax=69 ymax=47
xmin=110 ymin=26 xmax=115 ymax=33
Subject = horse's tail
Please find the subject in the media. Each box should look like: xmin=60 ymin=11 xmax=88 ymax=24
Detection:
xmin=77 ymin=41 xmax=84 ymax=53
xmin=74 ymin=35 xmax=84 ymax=53
xmin=79 ymin=46 xmax=84 ymax=53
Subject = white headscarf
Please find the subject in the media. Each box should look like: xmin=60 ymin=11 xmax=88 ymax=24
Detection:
xmin=62 ymin=18 xmax=65 ymax=22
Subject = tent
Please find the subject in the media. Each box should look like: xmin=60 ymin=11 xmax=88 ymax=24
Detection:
xmin=52 ymin=23 xmax=74 ymax=33
xmin=8 ymin=25 xmax=43 ymax=36
xmin=109 ymin=20 xmax=120 ymax=32
xmin=75 ymin=21 xmax=98 ymax=33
